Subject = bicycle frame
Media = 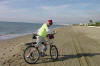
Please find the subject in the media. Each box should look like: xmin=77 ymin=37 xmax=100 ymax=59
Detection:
xmin=32 ymin=32 xmax=55 ymax=46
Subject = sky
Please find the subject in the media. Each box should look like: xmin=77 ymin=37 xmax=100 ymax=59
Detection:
xmin=0 ymin=0 xmax=100 ymax=24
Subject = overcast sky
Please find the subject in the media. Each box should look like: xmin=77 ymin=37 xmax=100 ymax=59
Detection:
xmin=0 ymin=0 xmax=100 ymax=24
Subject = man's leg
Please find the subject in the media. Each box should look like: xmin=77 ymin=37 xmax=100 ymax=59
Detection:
xmin=41 ymin=38 xmax=48 ymax=56
xmin=36 ymin=36 xmax=47 ymax=56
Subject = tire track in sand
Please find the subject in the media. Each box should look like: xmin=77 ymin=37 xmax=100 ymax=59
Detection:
xmin=69 ymin=26 xmax=94 ymax=66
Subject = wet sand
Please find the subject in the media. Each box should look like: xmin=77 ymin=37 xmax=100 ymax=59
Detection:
xmin=0 ymin=26 xmax=100 ymax=66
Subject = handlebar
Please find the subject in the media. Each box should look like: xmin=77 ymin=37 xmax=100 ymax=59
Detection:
xmin=48 ymin=30 xmax=56 ymax=35
xmin=32 ymin=30 xmax=56 ymax=39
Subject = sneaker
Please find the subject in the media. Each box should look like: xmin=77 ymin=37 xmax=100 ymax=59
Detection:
xmin=26 ymin=55 xmax=30 ymax=58
xmin=26 ymin=54 xmax=30 ymax=58
xmin=26 ymin=52 xmax=34 ymax=58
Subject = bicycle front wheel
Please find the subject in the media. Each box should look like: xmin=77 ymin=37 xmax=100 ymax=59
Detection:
xmin=50 ymin=45 xmax=58 ymax=60
xmin=24 ymin=46 xmax=40 ymax=64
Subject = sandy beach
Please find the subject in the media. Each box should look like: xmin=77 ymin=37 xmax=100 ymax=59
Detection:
xmin=0 ymin=26 xmax=100 ymax=66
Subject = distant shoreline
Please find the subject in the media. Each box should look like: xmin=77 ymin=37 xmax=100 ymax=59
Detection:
xmin=0 ymin=26 xmax=65 ymax=40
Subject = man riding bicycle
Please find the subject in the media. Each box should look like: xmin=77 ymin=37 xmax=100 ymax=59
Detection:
xmin=37 ymin=20 xmax=53 ymax=56
xmin=27 ymin=20 xmax=53 ymax=57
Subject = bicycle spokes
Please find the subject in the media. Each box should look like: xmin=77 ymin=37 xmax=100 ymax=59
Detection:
xmin=24 ymin=46 xmax=40 ymax=64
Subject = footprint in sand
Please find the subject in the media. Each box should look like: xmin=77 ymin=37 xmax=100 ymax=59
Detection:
xmin=3 ymin=53 xmax=5 ymax=55
xmin=10 ymin=50 xmax=12 ymax=52
xmin=4 ymin=48 xmax=7 ymax=49
xmin=1 ymin=57 xmax=4 ymax=59
xmin=12 ymin=54 xmax=15 ymax=57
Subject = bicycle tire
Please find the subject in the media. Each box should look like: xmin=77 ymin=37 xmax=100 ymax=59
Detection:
xmin=50 ymin=45 xmax=58 ymax=60
xmin=23 ymin=46 xmax=40 ymax=64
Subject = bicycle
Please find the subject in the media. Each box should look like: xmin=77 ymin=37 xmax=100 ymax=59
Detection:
xmin=23 ymin=31 xmax=58 ymax=64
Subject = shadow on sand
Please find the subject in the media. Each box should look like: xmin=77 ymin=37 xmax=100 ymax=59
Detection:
xmin=36 ymin=53 xmax=100 ymax=64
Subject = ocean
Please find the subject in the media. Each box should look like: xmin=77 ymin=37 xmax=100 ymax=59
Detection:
xmin=0 ymin=22 xmax=64 ymax=40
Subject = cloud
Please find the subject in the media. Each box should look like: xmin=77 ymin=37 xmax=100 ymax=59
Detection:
xmin=0 ymin=2 xmax=45 ymax=23
xmin=41 ymin=4 xmax=69 ymax=10
xmin=0 ymin=1 xmax=31 ymax=22
xmin=0 ymin=0 xmax=100 ymax=24
xmin=38 ymin=4 xmax=71 ymax=17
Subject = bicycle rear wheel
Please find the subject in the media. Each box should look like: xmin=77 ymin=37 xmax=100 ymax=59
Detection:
xmin=24 ymin=46 xmax=40 ymax=64
xmin=50 ymin=45 xmax=58 ymax=60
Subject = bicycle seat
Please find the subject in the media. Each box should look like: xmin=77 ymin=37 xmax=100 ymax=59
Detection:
xmin=32 ymin=34 xmax=38 ymax=39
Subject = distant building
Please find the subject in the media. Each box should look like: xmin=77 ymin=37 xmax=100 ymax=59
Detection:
xmin=80 ymin=23 xmax=83 ymax=26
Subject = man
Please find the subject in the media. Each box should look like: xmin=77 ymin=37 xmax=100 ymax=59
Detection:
xmin=36 ymin=20 xmax=53 ymax=56
xmin=27 ymin=20 xmax=53 ymax=58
